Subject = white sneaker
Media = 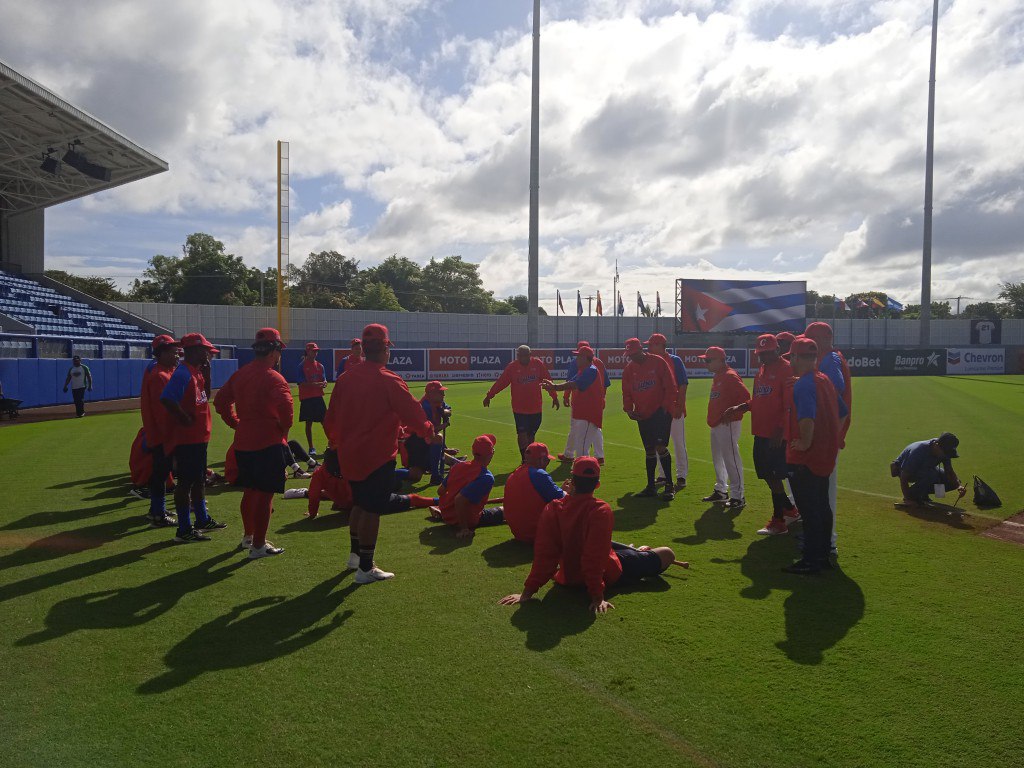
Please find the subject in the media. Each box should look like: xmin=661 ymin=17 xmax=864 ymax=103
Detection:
xmin=240 ymin=535 xmax=253 ymax=549
xmin=355 ymin=566 xmax=394 ymax=583
xmin=249 ymin=542 xmax=284 ymax=559
xmin=346 ymin=552 xmax=361 ymax=570
xmin=283 ymin=488 xmax=308 ymax=500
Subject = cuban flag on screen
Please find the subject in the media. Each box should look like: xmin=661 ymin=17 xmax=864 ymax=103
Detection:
xmin=677 ymin=279 xmax=806 ymax=333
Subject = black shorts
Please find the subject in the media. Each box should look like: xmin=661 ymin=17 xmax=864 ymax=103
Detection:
xmin=349 ymin=460 xmax=398 ymax=514
xmin=235 ymin=444 xmax=289 ymax=494
xmin=299 ymin=396 xmax=327 ymax=423
xmin=405 ymin=434 xmax=431 ymax=471
xmin=753 ymin=436 xmax=788 ymax=480
xmin=637 ymin=408 xmax=671 ymax=450
xmin=612 ymin=542 xmax=664 ymax=583
xmin=173 ymin=442 xmax=208 ymax=484
xmin=513 ymin=412 xmax=542 ymax=435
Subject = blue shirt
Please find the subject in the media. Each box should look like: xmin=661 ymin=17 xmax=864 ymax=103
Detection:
xmin=457 ymin=465 xmax=495 ymax=504
xmin=795 ymin=370 xmax=848 ymax=420
xmin=666 ymin=353 xmax=688 ymax=386
xmin=161 ymin=363 xmax=192 ymax=403
xmin=897 ymin=440 xmax=950 ymax=478
xmin=819 ymin=352 xmax=846 ymax=398
xmin=575 ymin=365 xmax=599 ymax=392
xmin=528 ymin=466 xmax=565 ymax=503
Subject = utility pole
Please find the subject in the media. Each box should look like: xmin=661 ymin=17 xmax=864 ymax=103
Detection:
xmin=920 ymin=0 xmax=939 ymax=347
xmin=526 ymin=0 xmax=541 ymax=346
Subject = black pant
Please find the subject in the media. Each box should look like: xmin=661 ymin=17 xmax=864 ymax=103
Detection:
xmin=908 ymin=468 xmax=955 ymax=502
xmin=71 ymin=388 xmax=85 ymax=417
xmin=148 ymin=445 xmax=171 ymax=501
xmin=789 ymin=466 xmax=832 ymax=566
xmin=286 ymin=440 xmax=311 ymax=465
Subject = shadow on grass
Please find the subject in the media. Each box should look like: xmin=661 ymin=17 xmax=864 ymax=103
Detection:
xmin=48 ymin=472 xmax=125 ymax=490
xmin=899 ymin=505 xmax=973 ymax=531
xmin=726 ymin=534 xmax=866 ymax=665
xmin=1 ymin=497 xmax=135 ymax=530
xmin=481 ymin=538 xmax=534 ymax=568
xmin=614 ymin=494 xmax=671 ymax=531
xmin=548 ymin=463 xmax=573 ymax=482
xmin=17 ymin=551 xmax=247 ymax=646
xmin=276 ymin=510 xmax=350 ymax=535
xmin=508 ymin=585 xmax=596 ymax=651
xmin=675 ymin=505 xmax=743 ymax=545
xmin=0 ymin=514 xmax=153 ymax=571
xmin=138 ymin=573 xmax=356 ymax=694
xmin=418 ymin=524 xmax=474 ymax=555
xmin=0 ymin=541 xmax=174 ymax=605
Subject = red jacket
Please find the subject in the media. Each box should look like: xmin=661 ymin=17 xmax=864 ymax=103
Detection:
xmin=785 ymin=371 xmax=841 ymax=477
xmin=437 ymin=459 xmax=494 ymax=527
xmin=325 ymin=361 xmax=435 ymax=481
xmin=570 ymin=363 xmax=606 ymax=428
xmin=749 ymin=357 xmax=792 ymax=438
xmin=213 ymin=358 xmax=294 ymax=451
xmin=524 ymin=494 xmax=623 ymax=600
xmin=503 ymin=464 xmax=564 ymax=542
xmin=298 ymin=358 xmax=326 ymax=400
xmin=707 ymin=367 xmax=750 ymax=427
xmin=309 ymin=465 xmax=352 ymax=516
xmin=140 ymin=360 xmax=175 ymax=448
xmin=487 ymin=358 xmax=554 ymax=414
xmin=622 ymin=354 xmax=676 ymax=419
xmin=161 ymin=362 xmax=212 ymax=451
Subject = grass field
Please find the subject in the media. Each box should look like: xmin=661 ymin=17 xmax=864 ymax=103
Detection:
xmin=1 ymin=375 xmax=1023 ymax=767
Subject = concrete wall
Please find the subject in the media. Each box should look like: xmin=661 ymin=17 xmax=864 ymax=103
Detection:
xmin=0 ymin=209 xmax=45 ymax=274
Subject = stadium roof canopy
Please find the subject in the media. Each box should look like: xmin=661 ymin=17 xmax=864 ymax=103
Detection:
xmin=0 ymin=59 xmax=168 ymax=214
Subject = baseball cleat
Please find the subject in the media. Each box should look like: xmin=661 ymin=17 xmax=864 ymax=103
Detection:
xmin=355 ymin=566 xmax=395 ymax=584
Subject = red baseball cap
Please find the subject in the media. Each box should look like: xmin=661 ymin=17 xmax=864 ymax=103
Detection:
xmin=361 ymin=324 xmax=392 ymax=350
xmin=572 ymin=456 xmax=601 ymax=478
xmin=177 ymin=332 xmax=219 ymax=353
xmin=699 ymin=346 xmax=726 ymax=361
xmin=576 ymin=340 xmax=591 ymax=348
xmin=472 ymin=434 xmax=497 ymax=457
xmin=804 ymin=321 xmax=834 ymax=341
xmin=305 ymin=342 xmax=319 ymax=351
xmin=425 ymin=380 xmax=448 ymax=394
xmin=254 ymin=328 xmax=286 ymax=348
xmin=572 ymin=345 xmax=595 ymax=357
xmin=152 ymin=334 xmax=179 ymax=352
xmin=790 ymin=336 xmax=819 ymax=356
xmin=755 ymin=334 xmax=779 ymax=352
xmin=646 ymin=333 xmax=668 ymax=346
xmin=350 ymin=338 xmax=362 ymax=347
xmin=775 ymin=331 xmax=796 ymax=345
xmin=524 ymin=442 xmax=550 ymax=461
xmin=624 ymin=338 xmax=644 ymax=354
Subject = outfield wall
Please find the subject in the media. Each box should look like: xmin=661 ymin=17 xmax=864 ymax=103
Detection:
xmin=0 ymin=358 xmax=238 ymax=409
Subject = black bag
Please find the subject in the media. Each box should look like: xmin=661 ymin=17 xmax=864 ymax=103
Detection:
xmin=973 ymin=475 xmax=1002 ymax=508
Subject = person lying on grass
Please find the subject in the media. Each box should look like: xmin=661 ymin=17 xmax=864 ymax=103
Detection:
xmin=500 ymin=457 xmax=686 ymax=614
xmin=428 ymin=434 xmax=505 ymax=539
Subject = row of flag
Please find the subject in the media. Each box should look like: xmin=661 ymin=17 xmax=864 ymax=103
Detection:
xmin=831 ymin=295 xmax=904 ymax=312
xmin=556 ymin=290 xmax=664 ymax=317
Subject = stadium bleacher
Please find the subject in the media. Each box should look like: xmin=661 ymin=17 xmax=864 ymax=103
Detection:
xmin=0 ymin=270 xmax=151 ymax=342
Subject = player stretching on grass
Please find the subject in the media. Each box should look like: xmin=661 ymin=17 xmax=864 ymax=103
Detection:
xmin=501 ymin=442 xmax=566 ymax=543
xmin=396 ymin=380 xmax=451 ymax=487
xmin=161 ymin=333 xmax=227 ymax=543
xmin=484 ymin=345 xmax=559 ymax=459
xmin=499 ymin=458 xmax=683 ymax=613
xmin=700 ymin=347 xmax=750 ymax=509
xmin=296 ymin=342 xmax=327 ymax=457
xmin=214 ymin=328 xmax=293 ymax=559
xmin=324 ymin=323 xmax=441 ymax=583
xmin=139 ymin=335 xmax=181 ymax=527
xmin=430 ymin=434 xmax=504 ymax=539
xmin=621 ymin=337 xmax=678 ymax=500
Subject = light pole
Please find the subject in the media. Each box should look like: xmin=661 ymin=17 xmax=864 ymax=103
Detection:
xmin=920 ymin=0 xmax=939 ymax=347
xmin=527 ymin=0 xmax=540 ymax=346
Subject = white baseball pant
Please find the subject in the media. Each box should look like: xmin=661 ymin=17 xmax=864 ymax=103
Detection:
xmin=710 ymin=421 xmax=744 ymax=500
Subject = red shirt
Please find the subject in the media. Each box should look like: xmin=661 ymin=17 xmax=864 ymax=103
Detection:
xmin=140 ymin=360 xmax=175 ymax=448
xmin=213 ymin=358 xmax=294 ymax=451
xmin=161 ymin=362 xmax=212 ymax=450
xmin=225 ymin=443 xmax=238 ymax=484
xmin=298 ymin=358 xmax=326 ymax=400
xmin=308 ymin=465 xmax=352 ymax=516
xmin=571 ymin=363 xmax=606 ymax=427
xmin=524 ymin=494 xmax=623 ymax=600
xmin=785 ymin=371 xmax=841 ymax=477
xmin=707 ymin=367 xmax=751 ymax=427
xmin=324 ymin=361 xmax=435 ymax=481
xmin=503 ymin=464 xmax=564 ymax=542
xmin=749 ymin=357 xmax=792 ymax=438
xmin=487 ymin=358 xmax=554 ymax=414
xmin=437 ymin=459 xmax=495 ymax=527
xmin=622 ymin=354 xmax=676 ymax=419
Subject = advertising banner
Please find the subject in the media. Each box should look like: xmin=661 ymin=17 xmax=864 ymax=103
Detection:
xmin=840 ymin=349 xmax=888 ymax=376
xmin=428 ymin=348 xmax=513 ymax=381
xmin=886 ymin=349 xmax=946 ymax=376
xmin=333 ymin=348 xmax=427 ymax=381
xmin=674 ymin=348 xmax=749 ymax=378
xmin=531 ymin=349 xmax=580 ymax=379
xmin=946 ymin=348 xmax=1005 ymax=375
xmin=597 ymin=348 xmax=631 ymax=379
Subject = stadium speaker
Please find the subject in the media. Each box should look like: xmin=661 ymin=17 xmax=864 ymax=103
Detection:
xmin=62 ymin=148 xmax=112 ymax=182
xmin=40 ymin=156 xmax=61 ymax=175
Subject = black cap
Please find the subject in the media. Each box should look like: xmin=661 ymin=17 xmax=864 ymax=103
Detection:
xmin=937 ymin=432 xmax=959 ymax=459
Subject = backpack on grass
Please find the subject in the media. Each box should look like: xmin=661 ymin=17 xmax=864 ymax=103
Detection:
xmin=973 ymin=475 xmax=1002 ymax=508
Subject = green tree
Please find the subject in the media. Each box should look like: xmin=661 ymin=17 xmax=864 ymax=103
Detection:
xmin=959 ymin=301 xmax=1004 ymax=320
xmin=289 ymin=251 xmax=360 ymax=308
xmin=175 ymin=233 xmax=257 ymax=305
xmin=997 ymin=281 xmax=1024 ymax=318
xmin=44 ymin=270 xmax=125 ymax=302
xmin=359 ymin=255 xmax=436 ymax=312
xmin=126 ymin=253 xmax=182 ymax=302
xmin=421 ymin=256 xmax=494 ymax=314
xmin=353 ymin=281 xmax=403 ymax=311
xmin=499 ymin=295 xmax=547 ymax=315
xmin=901 ymin=301 xmax=952 ymax=320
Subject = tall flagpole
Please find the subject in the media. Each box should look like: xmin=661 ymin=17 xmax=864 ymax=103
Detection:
xmin=920 ymin=0 xmax=939 ymax=347
xmin=527 ymin=0 xmax=541 ymax=346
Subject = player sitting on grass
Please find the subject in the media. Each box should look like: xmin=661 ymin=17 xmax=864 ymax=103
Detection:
xmin=500 ymin=457 xmax=683 ymax=613
xmin=397 ymin=380 xmax=451 ymax=487
xmin=892 ymin=433 xmax=965 ymax=506
xmin=429 ymin=434 xmax=504 ymax=539
xmin=501 ymin=442 xmax=566 ymax=543
xmin=290 ymin=458 xmax=437 ymax=518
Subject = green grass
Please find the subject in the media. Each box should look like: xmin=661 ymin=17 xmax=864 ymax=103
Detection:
xmin=1 ymin=376 xmax=1023 ymax=767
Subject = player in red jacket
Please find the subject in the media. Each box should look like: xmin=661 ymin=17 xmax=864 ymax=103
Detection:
xmin=499 ymin=458 xmax=680 ymax=613
xmin=161 ymin=332 xmax=226 ymax=543
xmin=621 ymin=337 xmax=678 ymax=500
xmin=500 ymin=442 xmax=566 ymax=543
xmin=324 ymin=323 xmax=441 ymax=583
xmin=542 ymin=345 xmax=606 ymax=464
xmin=484 ymin=345 xmax=559 ymax=459
xmin=335 ymin=338 xmax=363 ymax=379
xmin=297 ymin=342 xmax=328 ymax=457
xmin=214 ymin=328 xmax=294 ymax=558
xmin=139 ymin=334 xmax=180 ymax=526
xmin=431 ymin=434 xmax=503 ymax=538
xmin=782 ymin=336 xmax=842 ymax=574
xmin=700 ymin=347 xmax=751 ymax=508
xmin=725 ymin=334 xmax=800 ymax=533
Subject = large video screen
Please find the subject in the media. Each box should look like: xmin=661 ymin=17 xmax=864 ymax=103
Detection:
xmin=676 ymin=279 xmax=806 ymax=334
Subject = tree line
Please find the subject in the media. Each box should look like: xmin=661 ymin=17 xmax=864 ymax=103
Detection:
xmin=805 ymin=287 xmax=1024 ymax=320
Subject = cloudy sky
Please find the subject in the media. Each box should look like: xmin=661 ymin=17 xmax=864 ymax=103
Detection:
xmin=3 ymin=0 xmax=1022 ymax=313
